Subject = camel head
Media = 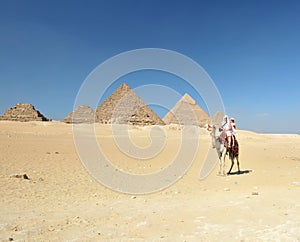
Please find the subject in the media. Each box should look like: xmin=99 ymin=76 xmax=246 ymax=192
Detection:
xmin=210 ymin=125 xmax=217 ymax=148
xmin=205 ymin=123 xmax=213 ymax=132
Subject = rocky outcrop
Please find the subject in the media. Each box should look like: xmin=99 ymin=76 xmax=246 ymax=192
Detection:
xmin=0 ymin=103 xmax=49 ymax=121
xmin=163 ymin=93 xmax=210 ymax=127
xmin=95 ymin=83 xmax=164 ymax=126
xmin=62 ymin=105 xmax=94 ymax=123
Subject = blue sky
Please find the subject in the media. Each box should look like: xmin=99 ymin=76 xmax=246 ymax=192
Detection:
xmin=0 ymin=0 xmax=299 ymax=133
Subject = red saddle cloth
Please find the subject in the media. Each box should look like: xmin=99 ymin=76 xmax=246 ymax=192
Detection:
xmin=225 ymin=135 xmax=238 ymax=151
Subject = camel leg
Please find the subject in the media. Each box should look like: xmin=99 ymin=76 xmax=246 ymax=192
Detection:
xmin=227 ymin=156 xmax=234 ymax=175
xmin=236 ymin=156 xmax=240 ymax=173
xmin=218 ymin=154 xmax=223 ymax=175
xmin=218 ymin=158 xmax=222 ymax=175
xmin=217 ymin=150 xmax=223 ymax=176
xmin=227 ymin=150 xmax=234 ymax=174
xmin=221 ymin=150 xmax=226 ymax=176
xmin=219 ymin=159 xmax=224 ymax=176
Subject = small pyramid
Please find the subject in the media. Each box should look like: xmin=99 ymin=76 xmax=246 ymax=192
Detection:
xmin=62 ymin=104 xmax=94 ymax=123
xmin=211 ymin=111 xmax=225 ymax=126
xmin=0 ymin=103 xmax=49 ymax=122
xmin=163 ymin=93 xmax=210 ymax=127
xmin=95 ymin=83 xmax=164 ymax=125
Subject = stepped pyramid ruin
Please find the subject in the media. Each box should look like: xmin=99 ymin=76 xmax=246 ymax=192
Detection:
xmin=95 ymin=83 xmax=164 ymax=125
xmin=0 ymin=103 xmax=49 ymax=121
xmin=163 ymin=93 xmax=210 ymax=127
xmin=62 ymin=104 xmax=94 ymax=123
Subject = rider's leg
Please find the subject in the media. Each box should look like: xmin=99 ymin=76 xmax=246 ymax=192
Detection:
xmin=227 ymin=136 xmax=231 ymax=148
xmin=226 ymin=131 xmax=232 ymax=148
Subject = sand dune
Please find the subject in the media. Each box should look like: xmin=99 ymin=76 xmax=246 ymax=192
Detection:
xmin=0 ymin=121 xmax=300 ymax=241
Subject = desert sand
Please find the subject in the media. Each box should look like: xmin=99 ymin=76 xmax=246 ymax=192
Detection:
xmin=0 ymin=121 xmax=300 ymax=241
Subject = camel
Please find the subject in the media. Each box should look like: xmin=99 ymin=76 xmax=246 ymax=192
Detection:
xmin=209 ymin=125 xmax=240 ymax=176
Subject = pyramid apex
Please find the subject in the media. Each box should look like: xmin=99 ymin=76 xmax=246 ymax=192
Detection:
xmin=182 ymin=93 xmax=196 ymax=105
xmin=80 ymin=104 xmax=90 ymax=108
xmin=119 ymin=83 xmax=131 ymax=90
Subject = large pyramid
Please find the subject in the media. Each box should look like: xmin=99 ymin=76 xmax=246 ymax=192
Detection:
xmin=62 ymin=104 xmax=94 ymax=123
xmin=0 ymin=103 xmax=49 ymax=122
xmin=163 ymin=93 xmax=210 ymax=127
xmin=95 ymin=83 xmax=164 ymax=125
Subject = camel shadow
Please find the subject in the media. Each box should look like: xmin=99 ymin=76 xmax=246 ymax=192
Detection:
xmin=227 ymin=169 xmax=253 ymax=176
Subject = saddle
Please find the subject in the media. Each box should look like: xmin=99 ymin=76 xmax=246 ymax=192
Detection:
xmin=218 ymin=131 xmax=239 ymax=154
xmin=227 ymin=135 xmax=239 ymax=155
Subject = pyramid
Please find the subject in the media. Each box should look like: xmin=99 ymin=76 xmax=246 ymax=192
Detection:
xmin=95 ymin=83 xmax=164 ymax=125
xmin=0 ymin=103 xmax=49 ymax=122
xmin=163 ymin=93 xmax=210 ymax=127
xmin=62 ymin=104 xmax=94 ymax=123
xmin=211 ymin=111 xmax=225 ymax=126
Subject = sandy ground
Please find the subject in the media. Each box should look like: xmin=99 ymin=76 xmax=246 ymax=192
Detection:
xmin=0 ymin=121 xmax=300 ymax=241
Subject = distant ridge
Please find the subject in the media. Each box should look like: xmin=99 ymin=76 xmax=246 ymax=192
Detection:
xmin=163 ymin=93 xmax=210 ymax=127
xmin=0 ymin=103 xmax=49 ymax=122
xmin=95 ymin=83 xmax=165 ymax=126
xmin=62 ymin=104 xmax=94 ymax=123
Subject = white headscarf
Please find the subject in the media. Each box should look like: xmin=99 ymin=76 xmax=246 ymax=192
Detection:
xmin=222 ymin=115 xmax=228 ymax=128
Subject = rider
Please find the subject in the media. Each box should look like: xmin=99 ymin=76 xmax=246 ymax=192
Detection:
xmin=220 ymin=115 xmax=228 ymax=130
xmin=230 ymin=117 xmax=237 ymax=147
xmin=220 ymin=115 xmax=233 ymax=148
xmin=230 ymin=117 xmax=237 ymax=133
